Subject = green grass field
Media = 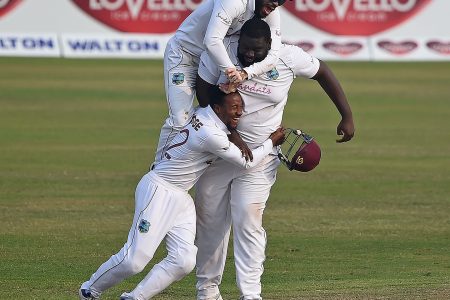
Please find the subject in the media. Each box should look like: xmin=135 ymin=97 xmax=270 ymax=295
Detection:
xmin=0 ymin=57 xmax=449 ymax=299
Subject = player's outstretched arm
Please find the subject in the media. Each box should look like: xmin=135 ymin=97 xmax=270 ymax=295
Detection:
xmin=311 ymin=60 xmax=355 ymax=143
xmin=208 ymin=128 xmax=285 ymax=169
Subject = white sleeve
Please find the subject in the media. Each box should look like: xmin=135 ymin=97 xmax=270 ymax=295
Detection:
xmin=243 ymin=9 xmax=282 ymax=79
xmin=203 ymin=0 xmax=245 ymax=72
xmin=205 ymin=131 xmax=274 ymax=169
xmin=289 ymin=45 xmax=321 ymax=78
xmin=198 ymin=51 xmax=221 ymax=84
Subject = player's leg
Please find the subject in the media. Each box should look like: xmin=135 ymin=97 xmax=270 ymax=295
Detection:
xmin=125 ymin=189 xmax=197 ymax=299
xmin=154 ymin=37 xmax=199 ymax=164
xmin=79 ymin=173 xmax=181 ymax=298
xmin=195 ymin=159 xmax=236 ymax=300
xmin=230 ymin=156 xmax=280 ymax=300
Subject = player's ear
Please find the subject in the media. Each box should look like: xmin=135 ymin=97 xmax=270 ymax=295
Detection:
xmin=212 ymin=103 xmax=221 ymax=116
xmin=267 ymin=38 xmax=272 ymax=51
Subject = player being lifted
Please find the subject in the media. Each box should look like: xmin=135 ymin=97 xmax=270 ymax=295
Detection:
xmin=79 ymin=90 xmax=286 ymax=300
xmin=194 ymin=18 xmax=355 ymax=300
xmin=155 ymin=0 xmax=286 ymax=164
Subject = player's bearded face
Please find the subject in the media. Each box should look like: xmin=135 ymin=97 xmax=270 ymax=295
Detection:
xmin=255 ymin=0 xmax=280 ymax=18
xmin=238 ymin=35 xmax=271 ymax=67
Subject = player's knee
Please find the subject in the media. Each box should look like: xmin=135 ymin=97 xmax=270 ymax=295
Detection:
xmin=121 ymin=251 xmax=152 ymax=275
xmin=174 ymin=245 xmax=197 ymax=277
xmin=117 ymin=260 xmax=143 ymax=276
xmin=125 ymin=258 xmax=147 ymax=274
xmin=166 ymin=106 xmax=194 ymax=129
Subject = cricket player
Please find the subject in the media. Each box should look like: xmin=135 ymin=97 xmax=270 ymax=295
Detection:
xmin=155 ymin=0 xmax=286 ymax=164
xmin=194 ymin=18 xmax=355 ymax=300
xmin=79 ymin=91 xmax=286 ymax=300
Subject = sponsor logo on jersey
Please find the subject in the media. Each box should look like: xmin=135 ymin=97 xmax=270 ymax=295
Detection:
xmin=377 ymin=40 xmax=418 ymax=55
xmin=71 ymin=0 xmax=204 ymax=33
xmin=172 ymin=72 xmax=185 ymax=85
xmin=323 ymin=41 xmax=363 ymax=55
xmin=426 ymin=41 xmax=450 ymax=55
xmin=138 ymin=219 xmax=150 ymax=233
xmin=282 ymin=0 xmax=431 ymax=36
xmin=238 ymin=82 xmax=272 ymax=95
xmin=0 ymin=0 xmax=22 ymax=18
xmin=217 ymin=11 xmax=232 ymax=26
xmin=266 ymin=68 xmax=279 ymax=80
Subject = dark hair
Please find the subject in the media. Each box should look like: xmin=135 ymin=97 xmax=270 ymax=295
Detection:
xmin=240 ymin=17 xmax=271 ymax=41
xmin=209 ymin=86 xmax=228 ymax=107
xmin=209 ymin=87 xmax=241 ymax=110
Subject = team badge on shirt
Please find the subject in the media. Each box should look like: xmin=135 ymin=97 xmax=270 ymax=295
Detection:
xmin=172 ymin=73 xmax=185 ymax=85
xmin=138 ymin=219 xmax=151 ymax=233
xmin=266 ymin=68 xmax=279 ymax=80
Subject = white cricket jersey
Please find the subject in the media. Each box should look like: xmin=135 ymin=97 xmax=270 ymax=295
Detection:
xmin=153 ymin=106 xmax=274 ymax=191
xmin=198 ymin=38 xmax=321 ymax=150
xmin=175 ymin=0 xmax=281 ymax=78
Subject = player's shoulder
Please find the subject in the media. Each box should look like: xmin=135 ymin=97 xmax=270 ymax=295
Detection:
xmin=191 ymin=108 xmax=225 ymax=135
xmin=279 ymin=44 xmax=308 ymax=64
xmin=194 ymin=107 xmax=230 ymax=149
xmin=219 ymin=0 xmax=247 ymax=10
xmin=278 ymin=43 xmax=319 ymax=73
xmin=233 ymin=0 xmax=248 ymax=8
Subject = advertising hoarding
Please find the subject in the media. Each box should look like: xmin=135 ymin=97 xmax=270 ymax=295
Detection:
xmin=0 ymin=0 xmax=448 ymax=60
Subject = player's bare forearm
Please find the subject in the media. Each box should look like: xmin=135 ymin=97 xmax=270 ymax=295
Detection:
xmin=228 ymin=129 xmax=253 ymax=161
xmin=312 ymin=60 xmax=355 ymax=142
xmin=269 ymin=126 xmax=286 ymax=146
xmin=312 ymin=60 xmax=352 ymax=119
xmin=196 ymin=74 xmax=215 ymax=107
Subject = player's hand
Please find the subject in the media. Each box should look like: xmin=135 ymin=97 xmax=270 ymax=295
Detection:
xmin=336 ymin=116 xmax=355 ymax=143
xmin=219 ymin=82 xmax=238 ymax=94
xmin=228 ymin=130 xmax=253 ymax=161
xmin=225 ymin=68 xmax=248 ymax=84
xmin=225 ymin=68 xmax=242 ymax=83
xmin=270 ymin=126 xmax=286 ymax=146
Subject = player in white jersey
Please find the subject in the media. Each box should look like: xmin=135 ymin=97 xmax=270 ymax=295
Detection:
xmin=79 ymin=91 xmax=286 ymax=300
xmin=194 ymin=18 xmax=355 ymax=300
xmin=155 ymin=0 xmax=286 ymax=164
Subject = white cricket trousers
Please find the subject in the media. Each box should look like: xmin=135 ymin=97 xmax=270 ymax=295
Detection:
xmin=195 ymin=156 xmax=280 ymax=300
xmin=81 ymin=171 xmax=197 ymax=300
xmin=155 ymin=37 xmax=200 ymax=163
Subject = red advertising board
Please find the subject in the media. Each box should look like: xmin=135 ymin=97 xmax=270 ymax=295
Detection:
xmin=71 ymin=0 xmax=203 ymax=33
xmin=0 ymin=0 xmax=22 ymax=18
xmin=0 ymin=0 xmax=448 ymax=60
xmin=283 ymin=0 xmax=431 ymax=36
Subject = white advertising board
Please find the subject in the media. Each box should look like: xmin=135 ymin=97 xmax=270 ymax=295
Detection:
xmin=0 ymin=32 xmax=60 ymax=57
xmin=370 ymin=37 xmax=450 ymax=61
xmin=283 ymin=36 xmax=370 ymax=61
xmin=61 ymin=34 xmax=170 ymax=58
xmin=0 ymin=0 xmax=449 ymax=60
